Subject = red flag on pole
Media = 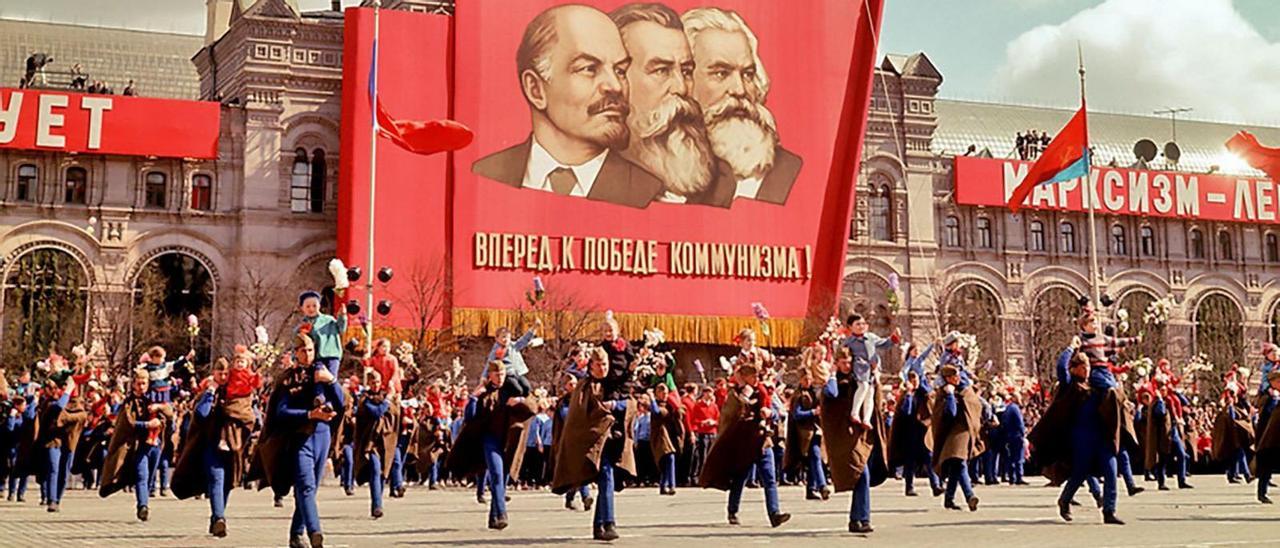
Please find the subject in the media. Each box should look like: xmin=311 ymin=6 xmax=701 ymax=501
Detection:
xmin=376 ymin=99 xmax=473 ymax=156
xmin=1225 ymin=131 xmax=1280 ymax=182
xmin=1007 ymin=106 xmax=1089 ymax=213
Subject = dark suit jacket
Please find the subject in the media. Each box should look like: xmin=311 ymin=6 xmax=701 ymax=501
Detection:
xmin=471 ymin=138 xmax=663 ymax=209
xmin=749 ymin=146 xmax=803 ymax=205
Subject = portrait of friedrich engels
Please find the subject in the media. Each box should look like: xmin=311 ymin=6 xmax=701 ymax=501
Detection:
xmin=471 ymin=3 xmax=802 ymax=209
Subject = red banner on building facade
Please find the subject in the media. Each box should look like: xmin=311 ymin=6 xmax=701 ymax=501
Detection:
xmin=956 ymin=155 xmax=1280 ymax=224
xmin=0 ymin=88 xmax=219 ymax=159
xmin=338 ymin=1 xmax=884 ymax=343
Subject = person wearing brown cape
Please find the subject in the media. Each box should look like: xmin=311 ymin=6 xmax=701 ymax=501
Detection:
xmin=1213 ymin=385 xmax=1254 ymax=484
xmin=1145 ymin=377 xmax=1192 ymax=490
xmin=551 ymin=345 xmax=637 ymax=541
xmin=446 ymin=360 xmax=535 ymax=531
xmin=699 ymin=357 xmax=791 ymax=529
xmin=930 ymin=364 xmax=983 ymax=512
xmin=353 ymin=369 xmax=398 ymax=519
xmin=413 ymin=401 xmax=450 ymax=490
xmin=36 ymin=370 xmax=88 ymax=512
xmin=1253 ymin=370 xmax=1280 ymax=503
xmin=784 ymin=363 xmax=828 ymax=500
xmin=650 ymin=382 xmax=685 ymax=496
xmin=98 ymin=369 xmax=175 ymax=522
xmin=813 ymin=346 xmax=888 ymax=534
xmin=887 ymin=368 xmax=940 ymax=497
xmin=551 ymin=374 xmax=593 ymax=511
xmin=171 ymin=359 xmax=247 ymax=537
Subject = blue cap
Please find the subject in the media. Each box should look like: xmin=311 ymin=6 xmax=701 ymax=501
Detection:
xmin=298 ymin=290 xmax=322 ymax=306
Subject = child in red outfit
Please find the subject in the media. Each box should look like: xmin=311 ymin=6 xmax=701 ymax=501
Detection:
xmin=217 ymin=348 xmax=260 ymax=453
xmin=226 ymin=345 xmax=262 ymax=399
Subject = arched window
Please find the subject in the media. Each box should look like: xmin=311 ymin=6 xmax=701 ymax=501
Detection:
xmin=1218 ymin=230 xmax=1233 ymax=260
xmin=64 ymin=166 xmax=87 ymax=204
xmin=16 ymin=164 xmax=36 ymax=202
xmin=975 ymin=217 xmax=993 ymax=248
xmin=133 ymin=252 xmax=216 ymax=363
xmin=1060 ymin=222 xmax=1076 ymax=253
xmin=1029 ymin=220 xmax=1045 ymax=252
xmin=145 ymin=171 xmax=167 ymax=209
xmin=290 ymin=148 xmax=311 ymax=213
xmin=191 ymin=174 xmax=212 ymax=211
xmin=1140 ymin=226 xmax=1156 ymax=257
xmin=1267 ymin=233 xmax=1279 ymax=263
xmin=1 ymin=248 xmax=89 ymax=366
xmin=944 ymin=216 xmax=960 ymax=247
xmin=1189 ymin=228 xmax=1204 ymax=259
xmin=309 ymin=148 xmax=326 ymax=214
xmin=869 ymin=182 xmax=892 ymax=241
xmin=1111 ymin=224 xmax=1127 ymax=255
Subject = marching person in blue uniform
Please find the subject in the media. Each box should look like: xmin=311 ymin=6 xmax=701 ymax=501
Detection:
xmin=171 ymin=359 xmax=251 ymax=538
xmin=551 ymin=374 xmax=593 ymax=511
xmin=818 ymin=346 xmax=889 ymax=534
xmin=447 ymin=360 xmax=535 ymax=531
xmin=97 ymin=369 xmax=175 ymax=522
xmin=1000 ymin=393 xmax=1027 ymax=485
xmin=1253 ymin=370 xmax=1280 ymax=503
xmin=354 ymin=369 xmax=397 ymax=519
xmin=888 ymin=368 xmax=941 ymax=497
xmin=931 ymin=364 xmax=982 ymax=511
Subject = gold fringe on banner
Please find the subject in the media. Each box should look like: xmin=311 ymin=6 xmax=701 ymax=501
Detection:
xmin=451 ymin=307 xmax=805 ymax=347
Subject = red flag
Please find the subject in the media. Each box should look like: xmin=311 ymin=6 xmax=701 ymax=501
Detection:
xmin=376 ymin=99 xmax=473 ymax=156
xmin=1007 ymin=106 xmax=1089 ymax=213
xmin=1225 ymin=131 xmax=1280 ymax=182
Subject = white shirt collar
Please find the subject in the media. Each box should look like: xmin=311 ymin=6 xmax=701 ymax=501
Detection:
xmin=522 ymin=137 xmax=609 ymax=198
xmin=734 ymin=176 xmax=763 ymax=199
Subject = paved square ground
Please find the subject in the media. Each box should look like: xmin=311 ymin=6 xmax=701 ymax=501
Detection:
xmin=0 ymin=476 xmax=1275 ymax=547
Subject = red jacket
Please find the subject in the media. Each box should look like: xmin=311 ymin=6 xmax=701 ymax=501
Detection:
xmin=689 ymin=400 xmax=720 ymax=435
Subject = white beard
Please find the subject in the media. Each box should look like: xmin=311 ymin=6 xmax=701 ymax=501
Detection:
xmin=627 ymin=95 xmax=715 ymax=197
xmin=703 ymin=99 xmax=779 ymax=180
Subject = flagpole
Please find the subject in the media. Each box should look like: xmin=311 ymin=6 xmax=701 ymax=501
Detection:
xmin=366 ymin=0 xmax=381 ymax=342
xmin=1079 ymin=43 xmax=1101 ymax=310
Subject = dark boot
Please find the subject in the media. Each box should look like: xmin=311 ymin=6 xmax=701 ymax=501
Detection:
xmin=848 ymin=521 xmax=873 ymax=533
xmin=372 ymin=507 xmax=383 ymax=519
xmin=769 ymin=512 xmax=791 ymax=528
xmin=137 ymin=505 xmax=149 ymax=522
xmin=288 ymin=535 xmax=308 ymax=548
xmin=583 ymin=496 xmax=594 ymax=512
xmin=1127 ymin=485 xmax=1145 ymax=497
xmin=727 ymin=513 xmax=740 ymax=525
xmin=1058 ymin=499 xmax=1072 ymax=522
xmin=1102 ymin=512 xmax=1125 ymax=525
xmin=309 ymin=532 xmax=324 ymax=548
xmin=210 ymin=518 xmax=227 ymax=538
xmin=967 ymin=496 xmax=980 ymax=512
xmin=488 ymin=514 xmax=508 ymax=530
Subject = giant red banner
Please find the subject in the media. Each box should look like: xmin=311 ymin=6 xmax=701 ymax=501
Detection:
xmin=956 ymin=156 xmax=1280 ymax=223
xmin=0 ymin=88 xmax=219 ymax=159
xmin=338 ymin=2 xmax=884 ymax=343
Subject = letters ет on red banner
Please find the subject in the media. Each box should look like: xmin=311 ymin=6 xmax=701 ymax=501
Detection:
xmin=0 ymin=87 xmax=219 ymax=159
xmin=955 ymin=155 xmax=1280 ymax=223
xmin=337 ymin=1 xmax=885 ymax=343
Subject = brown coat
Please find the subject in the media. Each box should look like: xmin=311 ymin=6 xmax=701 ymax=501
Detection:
xmin=886 ymin=386 xmax=933 ymax=468
xmin=930 ymin=385 xmax=985 ymax=475
xmin=650 ymin=396 xmax=686 ymax=464
xmin=820 ymin=375 xmax=888 ymax=491
xmin=98 ymin=395 xmax=174 ymax=498
xmin=37 ymin=395 xmax=87 ymax=453
xmin=1142 ymin=401 xmax=1175 ymax=470
xmin=413 ymin=416 xmax=450 ymax=478
xmin=172 ymin=391 xmax=251 ymax=500
xmin=246 ymin=365 xmax=313 ymax=497
xmin=1251 ymin=392 xmax=1280 ymax=474
xmin=1027 ymin=380 xmax=1089 ymax=484
xmin=446 ymin=384 xmax=535 ymax=477
xmin=784 ymin=385 xmax=822 ymax=473
xmin=551 ymin=377 xmax=636 ymax=495
xmin=699 ymin=386 xmax=772 ymax=491
xmin=1210 ymin=404 xmax=1254 ymax=461
xmin=354 ymin=393 xmax=399 ymax=484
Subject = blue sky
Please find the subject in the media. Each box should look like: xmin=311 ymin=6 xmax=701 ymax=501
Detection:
xmin=879 ymin=0 xmax=1280 ymax=124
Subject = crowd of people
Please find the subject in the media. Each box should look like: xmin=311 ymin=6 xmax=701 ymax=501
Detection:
xmin=1016 ymin=129 xmax=1053 ymax=160
xmin=18 ymin=52 xmax=137 ymax=96
xmin=0 ymin=276 xmax=1278 ymax=547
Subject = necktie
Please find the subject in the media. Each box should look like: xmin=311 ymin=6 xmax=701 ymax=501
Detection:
xmin=548 ymin=167 xmax=578 ymax=196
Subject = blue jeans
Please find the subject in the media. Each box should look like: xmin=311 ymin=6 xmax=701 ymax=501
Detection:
xmin=45 ymin=446 xmax=72 ymax=504
xmin=317 ymin=357 xmax=340 ymax=377
xmin=206 ymin=447 xmax=231 ymax=522
xmin=1005 ymin=438 xmax=1025 ymax=483
xmin=1117 ymin=449 xmax=1137 ymax=491
xmin=659 ymin=453 xmax=677 ymax=489
xmin=806 ymin=438 xmax=827 ymax=492
xmin=1060 ymin=449 xmax=1117 ymax=513
xmin=340 ymin=444 xmax=354 ymax=490
xmin=943 ymin=458 xmax=974 ymax=502
xmin=482 ymin=435 xmax=506 ymax=519
xmin=982 ymin=446 xmax=999 ymax=484
xmin=368 ymin=452 xmax=384 ymax=511
xmin=290 ymin=428 xmax=330 ymax=536
xmin=390 ymin=435 xmax=409 ymax=491
xmin=729 ymin=447 xmax=780 ymax=516
xmin=428 ymin=460 xmax=439 ymax=487
xmin=1227 ymin=448 xmax=1250 ymax=481
xmin=135 ymin=444 xmax=160 ymax=508
xmin=849 ymin=465 xmax=871 ymax=522
xmin=594 ymin=460 xmax=615 ymax=526
xmin=903 ymin=450 xmax=940 ymax=493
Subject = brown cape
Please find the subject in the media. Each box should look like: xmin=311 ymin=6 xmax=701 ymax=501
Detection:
xmin=783 ymin=386 xmax=822 ymax=473
xmin=551 ymin=378 xmax=636 ymax=495
xmin=930 ymin=385 xmax=985 ymax=475
xmin=171 ymin=391 xmax=251 ymax=500
xmin=650 ymin=397 xmax=686 ymax=465
xmin=353 ymin=394 xmax=399 ymax=484
xmin=413 ymin=416 xmax=450 ymax=478
xmin=38 ymin=395 xmax=88 ymax=453
xmin=246 ymin=366 xmax=313 ymax=497
xmin=699 ymin=386 xmax=771 ymax=491
xmin=1250 ymin=392 xmax=1280 ymax=474
xmin=1210 ymin=405 xmax=1254 ymax=461
xmin=1027 ymin=380 xmax=1089 ymax=484
xmin=1142 ymin=401 xmax=1175 ymax=470
xmin=886 ymin=387 xmax=933 ymax=468
xmin=446 ymin=386 xmax=535 ymax=477
xmin=820 ymin=376 xmax=888 ymax=491
xmin=98 ymin=396 xmax=174 ymax=498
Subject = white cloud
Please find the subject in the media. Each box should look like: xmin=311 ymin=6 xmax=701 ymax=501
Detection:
xmin=992 ymin=0 xmax=1280 ymax=125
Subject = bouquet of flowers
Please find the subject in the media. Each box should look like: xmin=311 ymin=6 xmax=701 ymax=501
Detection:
xmin=887 ymin=273 xmax=901 ymax=314
xmin=328 ymin=258 xmax=349 ymax=291
xmin=816 ymin=315 xmax=844 ymax=354
xmin=955 ymin=332 xmax=980 ymax=370
xmin=1143 ymin=296 xmax=1176 ymax=326
xmin=1125 ymin=356 xmax=1154 ymax=378
xmin=751 ymin=302 xmax=771 ymax=338
xmin=1185 ymin=353 xmax=1214 ymax=373
xmin=525 ymin=276 xmax=546 ymax=306
xmin=1115 ymin=308 xmax=1131 ymax=334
